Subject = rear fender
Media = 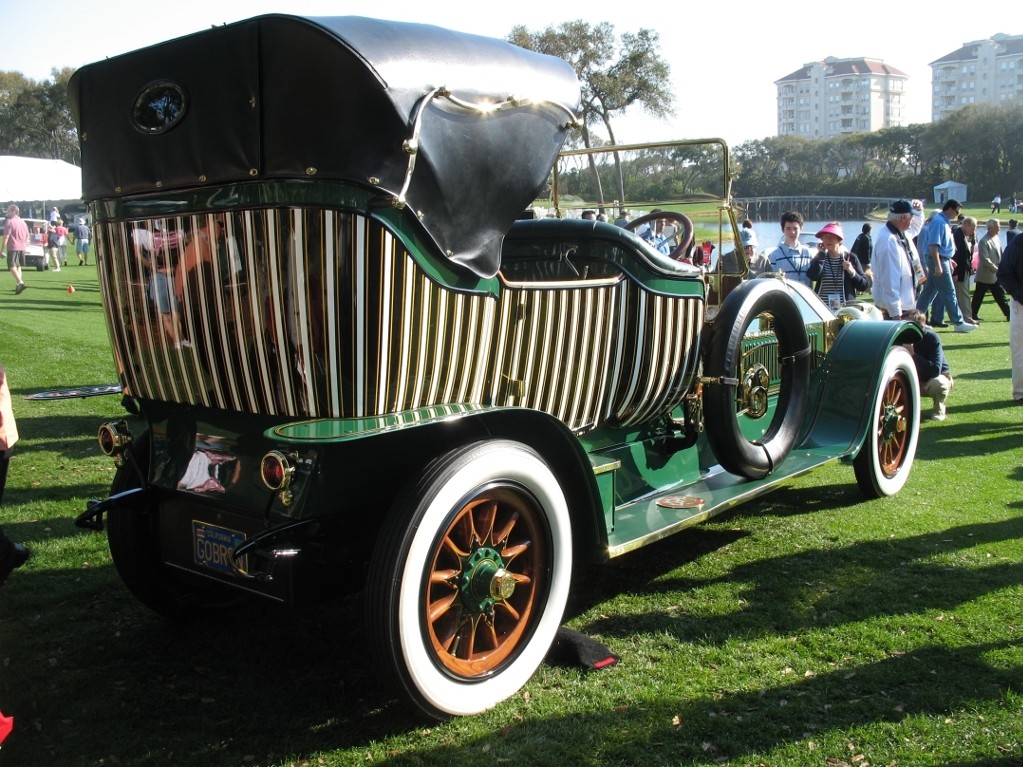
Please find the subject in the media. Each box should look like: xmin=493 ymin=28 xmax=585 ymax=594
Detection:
xmin=265 ymin=405 xmax=608 ymax=564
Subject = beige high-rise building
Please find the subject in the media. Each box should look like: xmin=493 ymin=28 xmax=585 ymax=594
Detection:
xmin=931 ymin=33 xmax=1023 ymax=122
xmin=776 ymin=57 xmax=908 ymax=140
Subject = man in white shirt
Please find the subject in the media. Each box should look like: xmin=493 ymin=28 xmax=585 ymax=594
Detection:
xmin=872 ymin=198 xmax=925 ymax=319
xmin=766 ymin=211 xmax=814 ymax=287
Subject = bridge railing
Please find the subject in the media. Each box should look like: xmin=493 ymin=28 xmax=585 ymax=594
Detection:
xmin=734 ymin=196 xmax=893 ymax=222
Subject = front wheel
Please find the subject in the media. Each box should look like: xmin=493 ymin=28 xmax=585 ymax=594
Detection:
xmin=853 ymin=346 xmax=920 ymax=498
xmin=366 ymin=440 xmax=573 ymax=719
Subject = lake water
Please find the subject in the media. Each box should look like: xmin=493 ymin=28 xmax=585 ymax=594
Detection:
xmin=750 ymin=218 xmax=1011 ymax=250
xmin=751 ymin=219 xmax=876 ymax=251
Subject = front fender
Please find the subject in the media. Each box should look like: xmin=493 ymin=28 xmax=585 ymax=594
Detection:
xmin=799 ymin=319 xmax=921 ymax=456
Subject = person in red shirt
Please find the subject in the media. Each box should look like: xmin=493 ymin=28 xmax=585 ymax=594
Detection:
xmin=3 ymin=204 xmax=29 ymax=294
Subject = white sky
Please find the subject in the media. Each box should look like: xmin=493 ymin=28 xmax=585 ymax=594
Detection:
xmin=0 ymin=0 xmax=993 ymax=146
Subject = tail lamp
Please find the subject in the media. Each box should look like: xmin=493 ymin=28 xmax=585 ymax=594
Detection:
xmin=97 ymin=420 xmax=133 ymax=466
xmin=260 ymin=450 xmax=296 ymax=500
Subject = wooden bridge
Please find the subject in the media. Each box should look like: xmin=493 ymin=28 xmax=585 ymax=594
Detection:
xmin=734 ymin=196 xmax=892 ymax=222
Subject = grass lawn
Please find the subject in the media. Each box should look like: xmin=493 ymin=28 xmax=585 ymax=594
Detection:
xmin=1 ymin=262 xmax=1021 ymax=766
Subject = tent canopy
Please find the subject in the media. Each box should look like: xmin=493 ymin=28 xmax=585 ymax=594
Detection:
xmin=0 ymin=156 xmax=83 ymax=203
xmin=933 ymin=179 xmax=967 ymax=204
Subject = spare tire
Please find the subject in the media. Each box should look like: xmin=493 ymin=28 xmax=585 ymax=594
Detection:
xmin=704 ymin=280 xmax=812 ymax=479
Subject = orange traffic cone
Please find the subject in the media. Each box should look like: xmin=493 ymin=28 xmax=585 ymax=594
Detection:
xmin=67 ymin=284 xmax=75 ymax=294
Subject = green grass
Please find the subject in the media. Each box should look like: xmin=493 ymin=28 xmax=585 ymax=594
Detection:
xmin=1 ymin=263 xmax=1022 ymax=766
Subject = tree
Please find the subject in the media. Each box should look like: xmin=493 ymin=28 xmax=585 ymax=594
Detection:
xmin=508 ymin=21 xmax=671 ymax=209
xmin=0 ymin=68 xmax=79 ymax=165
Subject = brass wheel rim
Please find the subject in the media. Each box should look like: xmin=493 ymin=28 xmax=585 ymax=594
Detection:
xmin=424 ymin=486 xmax=547 ymax=679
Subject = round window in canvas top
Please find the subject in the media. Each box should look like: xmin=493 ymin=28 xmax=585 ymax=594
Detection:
xmin=132 ymin=81 xmax=187 ymax=134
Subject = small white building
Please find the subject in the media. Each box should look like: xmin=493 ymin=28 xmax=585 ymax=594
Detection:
xmin=933 ymin=180 xmax=967 ymax=204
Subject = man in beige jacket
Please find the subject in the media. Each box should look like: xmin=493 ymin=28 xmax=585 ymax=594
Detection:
xmin=972 ymin=218 xmax=1011 ymax=321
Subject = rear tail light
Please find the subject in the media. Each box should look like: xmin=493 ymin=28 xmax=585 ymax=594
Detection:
xmin=260 ymin=450 xmax=295 ymax=492
xmin=97 ymin=421 xmax=132 ymax=466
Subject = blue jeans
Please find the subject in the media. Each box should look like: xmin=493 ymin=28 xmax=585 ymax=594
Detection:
xmin=916 ymin=257 xmax=963 ymax=325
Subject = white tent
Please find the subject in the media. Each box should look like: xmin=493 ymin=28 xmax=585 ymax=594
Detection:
xmin=0 ymin=156 xmax=82 ymax=203
xmin=933 ymin=180 xmax=967 ymax=204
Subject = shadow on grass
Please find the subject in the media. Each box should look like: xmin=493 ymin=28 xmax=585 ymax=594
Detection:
xmin=586 ymin=516 xmax=1023 ymax=640
xmin=2 ymin=580 xmax=410 ymax=766
xmin=12 ymin=415 xmax=124 ymax=447
xmin=8 ymin=294 xmax=106 ymax=312
xmin=729 ymin=481 xmax=868 ymax=517
xmin=4 ymin=513 xmax=1022 ymax=765
xmin=913 ymin=417 xmax=1023 ymax=462
xmin=953 ymin=366 xmax=1012 ymax=382
xmin=375 ymin=640 xmax=1023 ymax=766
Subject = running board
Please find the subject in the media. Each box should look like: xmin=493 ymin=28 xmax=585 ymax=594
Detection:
xmin=605 ymin=448 xmax=844 ymax=557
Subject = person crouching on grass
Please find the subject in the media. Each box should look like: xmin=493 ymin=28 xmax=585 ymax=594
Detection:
xmin=904 ymin=309 xmax=953 ymax=421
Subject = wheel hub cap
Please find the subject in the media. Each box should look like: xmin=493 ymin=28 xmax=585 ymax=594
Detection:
xmin=460 ymin=546 xmax=515 ymax=614
xmin=741 ymin=363 xmax=771 ymax=419
xmin=880 ymin=402 xmax=906 ymax=444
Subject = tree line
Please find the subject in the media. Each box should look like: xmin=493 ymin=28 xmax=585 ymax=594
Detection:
xmin=732 ymin=103 xmax=1023 ymax=203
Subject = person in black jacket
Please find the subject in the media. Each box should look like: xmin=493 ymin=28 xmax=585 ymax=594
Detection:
xmin=905 ymin=309 xmax=953 ymax=421
xmin=850 ymin=223 xmax=873 ymax=286
xmin=951 ymin=217 xmax=978 ymax=325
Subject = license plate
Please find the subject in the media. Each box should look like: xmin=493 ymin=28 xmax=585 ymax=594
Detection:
xmin=192 ymin=520 xmax=246 ymax=575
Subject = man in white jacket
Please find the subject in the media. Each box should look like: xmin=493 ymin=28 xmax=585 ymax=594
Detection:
xmin=872 ymin=199 xmax=925 ymax=319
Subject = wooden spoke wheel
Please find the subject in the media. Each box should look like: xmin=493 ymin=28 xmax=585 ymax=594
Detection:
xmin=854 ymin=346 xmax=920 ymax=497
xmin=426 ymin=490 xmax=547 ymax=678
xmin=366 ymin=440 xmax=572 ymax=719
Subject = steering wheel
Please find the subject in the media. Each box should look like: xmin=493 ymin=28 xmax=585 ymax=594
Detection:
xmin=625 ymin=211 xmax=695 ymax=262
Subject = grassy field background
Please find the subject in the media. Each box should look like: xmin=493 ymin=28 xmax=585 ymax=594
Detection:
xmin=1 ymin=261 xmax=1021 ymax=766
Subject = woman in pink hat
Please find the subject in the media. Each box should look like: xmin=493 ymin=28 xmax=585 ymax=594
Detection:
xmin=806 ymin=221 xmax=868 ymax=309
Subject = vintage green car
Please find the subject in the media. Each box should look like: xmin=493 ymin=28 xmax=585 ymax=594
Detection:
xmin=69 ymin=14 xmax=921 ymax=719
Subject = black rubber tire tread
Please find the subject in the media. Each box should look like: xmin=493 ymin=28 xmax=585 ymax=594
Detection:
xmin=703 ymin=280 xmax=812 ymax=479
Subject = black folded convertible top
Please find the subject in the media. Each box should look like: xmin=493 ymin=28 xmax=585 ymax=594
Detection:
xmin=68 ymin=15 xmax=580 ymax=277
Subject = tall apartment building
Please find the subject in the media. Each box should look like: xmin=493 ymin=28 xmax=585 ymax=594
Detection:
xmin=775 ymin=57 xmax=908 ymax=140
xmin=930 ymin=33 xmax=1023 ymax=122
